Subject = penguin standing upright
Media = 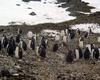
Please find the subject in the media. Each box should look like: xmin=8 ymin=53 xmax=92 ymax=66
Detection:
xmin=15 ymin=45 xmax=23 ymax=59
xmin=15 ymin=45 xmax=19 ymax=58
xmin=78 ymin=47 xmax=83 ymax=59
xmin=39 ymin=45 xmax=46 ymax=59
xmin=90 ymin=44 xmax=95 ymax=59
xmin=62 ymin=36 xmax=67 ymax=43
xmin=76 ymin=28 xmax=80 ymax=35
xmin=65 ymin=29 xmax=68 ymax=35
xmin=31 ymin=37 xmax=35 ymax=50
xmin=84 ymin=32 xmax=88 ymax=38
xmin=18 ymin=28 xmax=22 ymax=34
xmin=1 ymin=35 xmax=8 ymax=48
xmin=69 ymin=31 xmax=75 ymax=39
xmin=41 ymin=36 xmax=46 ymax=49
xmin=61 ymin=30 xmax=65 ymax=36
xmin=74 ymin=48 xmax=79 ymax=60
xmin=7 ymin=42 xmax=15 ymax=57
xmin=22 ymin=40 xmax=27 ymax=51
xmin=84 ymin=47 xmax=91 ymax=60
xmin=62 ymin=35 xmax=67 ymax=47
xmin=36 ymin=45 xmax=39 ymax=56
xmin=28 ymin=39 xmax=31 ymax=49
xmin=16 ymin=34 xmax=21 ymax=43
xmin=93 ymin=47 xmax=99 ymax=60
xmin=18 ymin=47 xmax=23 ymax=59
xmin=79 ymin=37 xmax=84 ymax=48
xmin=20 ymin=40 xmax=27 ymax=51
xmin=66 ymin=50 xmax=74 ymax=63
xmin=86 ymin=44 xmax=92 ymax=53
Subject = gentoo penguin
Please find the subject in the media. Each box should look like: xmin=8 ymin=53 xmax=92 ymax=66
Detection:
xmin=66 ymin=50 xmax=74 ymax=63
xmin=79 ymin=37 xmax=84 ymax=48
xmin=15 ymin=45 xmax=23 ymax=59
xmin=28 ymin=39 xmax=32 ymax=49
xmin=16 ymin=34 xmax=21 ymax=43
xmin=38 ymin=45 xmax=46 ymax=59
xmin=69 ymin=31 xmax=75 ymax=39
xmin=84 ymin=47 xmax=91 ymax=60
xmin=30 ymin=36 xmax=35 ymax=50
xmin=62 ymin=35 xmax=67 ymax=47
xmin=18 ymin=28 xmax=22 ymax=34
xmin=15 ymin=45 xmax=19 ymax=58
xmin=78 ymin=47 xmax=83 ymax=59
xmin=40 ymin=36 xmax=46 ymax=49
xmin=76 ymin=28 xmax=80 ymax=35
xmin=93 ymin=47 xmax=99 ymax=60
xmin=1 ymin=35 xmax=8 ymax=48
xmin=20 ymin=39 xmax=27 ymax=51
xmin=74 ymin=48 xmax=79 ymax=60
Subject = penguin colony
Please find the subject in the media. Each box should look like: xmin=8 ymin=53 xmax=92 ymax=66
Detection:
xmin=0 ymin=27 xmax=100 ymax=63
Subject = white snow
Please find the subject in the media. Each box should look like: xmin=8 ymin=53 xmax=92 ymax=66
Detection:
xmin=0 ymin=0 xmax=75 ymax=26
xmin=41 ymin=29 xmax=60 ymax=37
xmin=82 ymin=0 xmax=100 ymax=13
xmin=71 ymin=23 xmax=100 ymax=33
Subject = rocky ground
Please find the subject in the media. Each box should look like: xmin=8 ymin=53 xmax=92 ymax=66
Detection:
xmin=0 ymin=25 xmax=100 ymax=80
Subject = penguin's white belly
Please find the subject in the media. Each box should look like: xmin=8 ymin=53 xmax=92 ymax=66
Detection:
xmin=79 ymin=41 xmax=83 ymax=48
xmin=63 ymin=36 xmax=67 ymax=43
xmin=28 ymin=40 xmax=31 ymax=49
xmin=15 ymin=47 xmax=19 ymax=58
xmin=75 ymin=49 xmax=79 ymax=60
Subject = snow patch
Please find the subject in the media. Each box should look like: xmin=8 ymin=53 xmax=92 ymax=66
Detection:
xmin=71 ymin=23 xmax=100 ymax=33
xmin=0 ymin=0 xmax=75 ymax=26
xmin=41 ymin=29 xmax=60 ymax=37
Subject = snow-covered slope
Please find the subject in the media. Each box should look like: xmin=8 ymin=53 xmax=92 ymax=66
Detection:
xmin=82 ymin=0 xmax=100 ymax=13
xmin=0 ymin=0 xmax=75 ymax=26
